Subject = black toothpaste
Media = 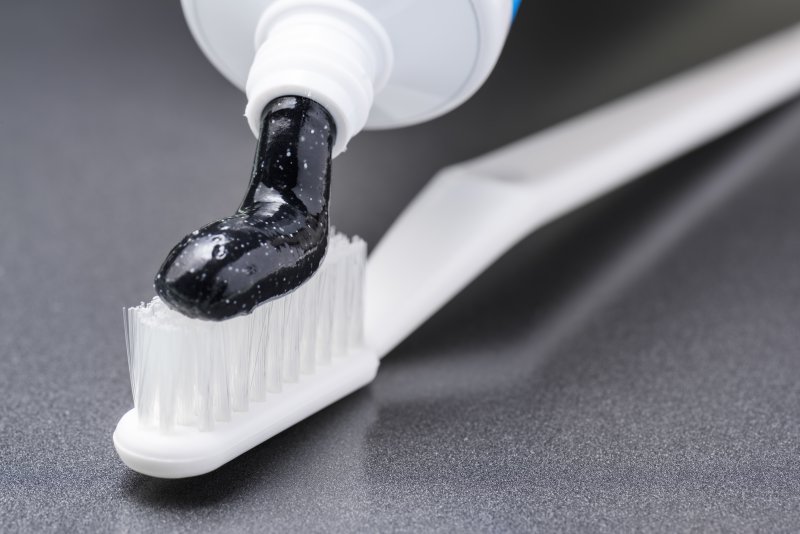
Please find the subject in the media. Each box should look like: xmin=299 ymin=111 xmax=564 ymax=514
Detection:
xmin=155 ymin=96 xmax=336 ymax=320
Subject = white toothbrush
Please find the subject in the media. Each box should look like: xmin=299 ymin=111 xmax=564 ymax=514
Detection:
xmin=114 ymin=23 xmax=800 ymax=478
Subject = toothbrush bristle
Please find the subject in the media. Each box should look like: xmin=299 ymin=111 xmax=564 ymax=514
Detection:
xmin=123 ymin=232 xmax=366 ymax=432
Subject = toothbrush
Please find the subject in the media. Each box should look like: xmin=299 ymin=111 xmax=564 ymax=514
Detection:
xmin=114 ymin=23 xmax=800 ymax=478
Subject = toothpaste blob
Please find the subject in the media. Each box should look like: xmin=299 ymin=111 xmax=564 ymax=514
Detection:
xmin=155 ymin=96 xmax=336 ymax=320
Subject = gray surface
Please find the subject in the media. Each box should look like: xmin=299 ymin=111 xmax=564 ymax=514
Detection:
xmin=2 ymin=1 xmax=800 ymax=532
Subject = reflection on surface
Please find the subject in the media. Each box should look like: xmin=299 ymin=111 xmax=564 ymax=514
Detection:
xmin=117 ymin=390 xmax=377 ymax=528
xmin=370 ymin=101 xmax=800 ymax=402
xmin=359 ymin=102 xmax=800 ymax=526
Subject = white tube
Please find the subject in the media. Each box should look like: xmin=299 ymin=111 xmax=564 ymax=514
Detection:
xmin=181 ymin=0 xmax=516 ymax=149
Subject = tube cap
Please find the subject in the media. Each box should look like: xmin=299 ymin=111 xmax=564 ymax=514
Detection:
xmin=245 ymin=0 xmax=393 ymax=156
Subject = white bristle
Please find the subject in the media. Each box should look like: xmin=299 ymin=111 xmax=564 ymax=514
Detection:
xmin=123 ymin=232 xmax=367 ymax=433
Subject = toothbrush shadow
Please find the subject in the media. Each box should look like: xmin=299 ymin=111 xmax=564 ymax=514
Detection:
xmin=120 ymin=386 xmax=377 ymax=507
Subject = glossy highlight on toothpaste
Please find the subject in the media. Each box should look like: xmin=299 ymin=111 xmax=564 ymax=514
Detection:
xmin=155 ymin=96 xmax=336 ymax=320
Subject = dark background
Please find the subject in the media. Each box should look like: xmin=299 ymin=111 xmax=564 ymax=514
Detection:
xmin=3 ymin=1 xmax=800 ymax=531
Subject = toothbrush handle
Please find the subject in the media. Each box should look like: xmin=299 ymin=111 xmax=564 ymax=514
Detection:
xmin=365 ymin=24 xmax=800 ymax=358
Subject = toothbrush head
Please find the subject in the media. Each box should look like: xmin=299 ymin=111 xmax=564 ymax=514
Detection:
xmin=116 ymin=232 xmax=375 ymax=478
